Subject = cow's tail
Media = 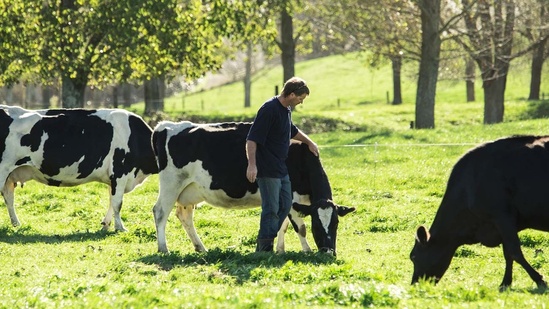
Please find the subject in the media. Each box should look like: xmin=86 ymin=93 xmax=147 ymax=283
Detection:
xmin=152 ymin=128 xmax=169 ymax=172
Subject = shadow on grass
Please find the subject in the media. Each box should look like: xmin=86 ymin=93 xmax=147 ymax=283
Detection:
xmin=517 ymin=100 xmax=549 ymax=120
xmin=0 ymin=225 xmax=114 ymax=244
xmin=137 ymin=248 xmax=340 ymax=282
xmin=495 ymin=285 xmax=549 ymax=295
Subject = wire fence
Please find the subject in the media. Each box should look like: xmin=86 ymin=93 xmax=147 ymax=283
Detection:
xmin=319 ymin=143 xmax=478 ymax=148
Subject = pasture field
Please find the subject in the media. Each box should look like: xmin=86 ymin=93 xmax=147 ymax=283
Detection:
xmin=4 ymin=54 xmax=549 ymax=307
xmin=3 ymin=102 xmax=549 ymax=308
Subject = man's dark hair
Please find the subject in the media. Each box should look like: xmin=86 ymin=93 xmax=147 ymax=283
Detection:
xmin=281 ymin=77 xmax=310 ymax=97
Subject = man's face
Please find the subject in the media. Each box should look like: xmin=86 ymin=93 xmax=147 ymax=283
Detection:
xmin=290 ymin=93 xmax=308 ymax=108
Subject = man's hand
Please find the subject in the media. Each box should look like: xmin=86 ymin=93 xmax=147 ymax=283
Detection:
xmin=308 ymin=142 xmax=319 ymax=157
xmin=246 ymin=164 xmax=257 ymax=183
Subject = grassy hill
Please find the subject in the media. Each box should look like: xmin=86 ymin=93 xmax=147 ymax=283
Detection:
xmin=132 ymin=52 xmax=549 ymax=133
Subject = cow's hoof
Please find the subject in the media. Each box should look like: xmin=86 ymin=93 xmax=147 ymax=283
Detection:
xmin=101 ymin=220 xmax=110 ymax=228
xmin=158 ymin=246 xmax=169 ymax=253
xmin=194 ymin=246 xmax=207 ymax=253
xmin=11 ymin=220 xmax=21 ymax=227
xmin=498 ymin=284 xmax=510 ymax=292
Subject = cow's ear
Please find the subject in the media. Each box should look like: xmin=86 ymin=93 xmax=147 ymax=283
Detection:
xmin=416 ymin=226 xmax=430 ymax=245
xmin=292 ymin=202 xmax=313 ymax=216
xmin=337 ymin=206 xmax=355 ymax=217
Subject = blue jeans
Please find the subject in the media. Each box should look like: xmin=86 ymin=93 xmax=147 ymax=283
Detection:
xmin=257 ymin=175 xmax=292 ymax=239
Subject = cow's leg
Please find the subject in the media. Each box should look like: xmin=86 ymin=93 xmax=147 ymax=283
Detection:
xmin=101 ymin=203 xmax=114 ymax=231
xmin=153 ymin=177 xmax=184 ymax=253
xmin=276 ymin=217 xmax=290 ymax=253
xmin=102 ymin=184 xmax=127 ymax=232
xmin=496 ymin=218 xmax=547 ymax=289
xmin=287 ymin=208 xmax=312 ymax=252
xmin=499 ymin=244 xmax=514 ymax=290
xmin=175 ymin=204 xmax=207 ymax=252
xmin=2 ymin=181 xmax=19 ymax=226
xmin=153 ymin=196 xmax=177 ymax=253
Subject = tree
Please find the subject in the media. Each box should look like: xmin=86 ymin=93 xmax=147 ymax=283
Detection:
xmin=306 ymin=0 xmax=422 ymax=106
xmin=520 ymin=0 xmax=549 ymax=100
xmin=220 ymin=0 xmax=277 ymax=108
xmin=3 ymin=0 xmax=233 ymax=110
xmin=0 ymin=1 xmax=38 ymax=86
xmin=244 ymin=43 xmax=253 ymax=108
xmin=465 ymin=56 xmax=476 ymax=102
xmin=414 ymin=0 xmax=442 ymax=129
xmin=256 ymin=0 xmax=310 ymax=85
xmin=34 ymin=0 xmax=145 ymax=108
xmin=453 ymin=0 xmax=549 ymax=124
xmin=279 ymin=4 xmax=296 ymax=83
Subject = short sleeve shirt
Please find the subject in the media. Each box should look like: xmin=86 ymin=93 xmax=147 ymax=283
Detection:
xmin=247 ymin=97 xmax=298 ymax=178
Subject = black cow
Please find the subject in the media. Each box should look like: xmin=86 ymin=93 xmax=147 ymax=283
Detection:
xmin=410 ymin=135 xmax=549 ymax=289
xmin=0 ymin=105 xmax=158 ymax=231
xmin=152 ymin=121 xmax=355 ymax=254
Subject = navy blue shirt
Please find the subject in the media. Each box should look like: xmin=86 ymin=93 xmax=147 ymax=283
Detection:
xmin=247 ymin=97 xmax=298 ymax=178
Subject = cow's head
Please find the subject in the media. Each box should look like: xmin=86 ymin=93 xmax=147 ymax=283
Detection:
xmin=292 ymin=199 xmax=355 ymax=256
xmin=410 ymin=226 xmax=455 ymax=285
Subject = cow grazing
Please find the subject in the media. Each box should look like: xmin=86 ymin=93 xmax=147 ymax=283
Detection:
xmin=410 ymin=135 xmax=549 ymax=289
xmin=152 ymin=121 xmax=355 ymax=254
xmin=0 ymin=105 xmax=158 ymax=231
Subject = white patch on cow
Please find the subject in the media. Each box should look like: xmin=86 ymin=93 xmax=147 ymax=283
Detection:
xmin=172 ymin=160 xmax=261 ymax=209
xmin=292 ymin=192 xmax=310 ymax=204
xmin=318 ymin=207 xmax=333 ymax=234
xmin=157 ymin=120 xmax=194 ymax=137
xmin=54 ymin=156 xmax=95 ymax=185
xmin=103 ymin=110 xmax=132 ymax=152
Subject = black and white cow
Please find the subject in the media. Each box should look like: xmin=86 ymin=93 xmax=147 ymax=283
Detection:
xmin=410 ymin=135 xmax=549 ymax=289
xmin=0 ymin=105 xmax=158 ymax=231
xmin=152 ymin=121 xmax=355 ymax=254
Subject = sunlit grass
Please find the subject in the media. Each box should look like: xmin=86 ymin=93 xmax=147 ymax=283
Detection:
xmin=3 ymin=54 xmax=549 ymax=307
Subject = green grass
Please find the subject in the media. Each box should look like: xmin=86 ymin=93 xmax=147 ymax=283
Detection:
xmin=4 ymin=54 xmax=549 ymax=307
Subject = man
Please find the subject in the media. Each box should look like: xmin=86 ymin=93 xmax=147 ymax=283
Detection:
xmin=246 ymin=77 xmax=319 ymax=252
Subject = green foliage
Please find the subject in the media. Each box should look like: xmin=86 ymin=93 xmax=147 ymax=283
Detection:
xmin=1 ymin=0 xmax=261 ymax=91
xmin=0 ymin=0 xmax=40 ymax=84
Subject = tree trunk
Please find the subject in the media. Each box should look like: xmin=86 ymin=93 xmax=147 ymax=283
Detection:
xmin=244 ymin=42 xmax=252 ymax=108
xmin=112 ymin=85 xmax=119 ymax=108
xmin=528 ymin=4 xmax=547 ymax=101
xmin=415 ymin=0 xmax=441 ymax=129
xmin=59 ymin=0 xmax=86 ymax=109
xmin=280 ymin=7 xmax=295 ymax=84
xmin=122 ymin=83 xmax=133 ymax=107
xmin=24 ymin=84 xmax=35 ymax=108
xmin=392 ymin=56 xmax=403 ymax=105
xmin=465 ymin=57 xmax=475 ymax=102
xmin=61 ymin=74 xmax=87 ymax=108
xmin=42 ymin=85 xmax=54 ymax=109
xmin=144 ymin=77 xmax=165 ymax=114
xmin=483 ymin=74 xmax=507 ymax=124
xmin=4 ymin=86 xmax=13 ymax=105
xmin=528 ymin=39 xmax=546 ymax=100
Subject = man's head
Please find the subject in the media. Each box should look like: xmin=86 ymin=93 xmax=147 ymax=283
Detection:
xmin=280 ymin=77 xmax=310 ymax=108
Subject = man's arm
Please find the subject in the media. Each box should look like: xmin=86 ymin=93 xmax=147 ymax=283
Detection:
xmin=292 ymin=129 xmax=319 ymax=157
xmin=246 ymin=140 xmax=258 ymax=183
